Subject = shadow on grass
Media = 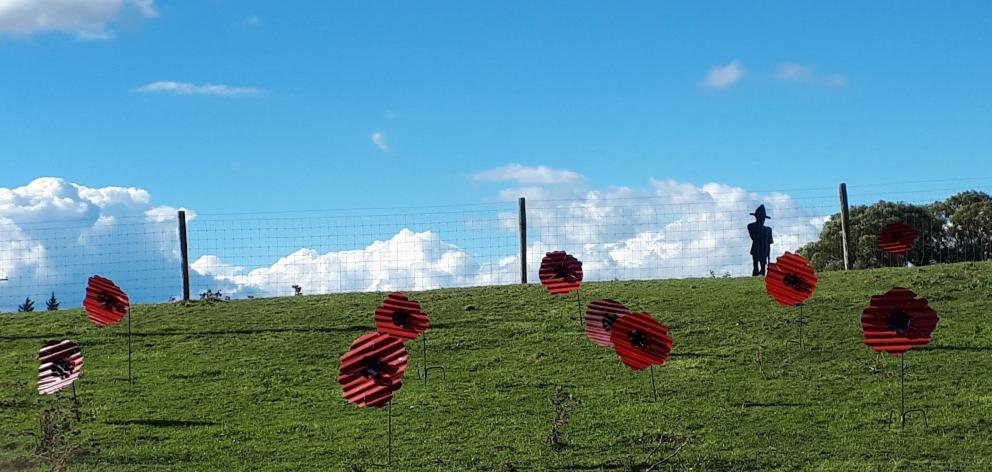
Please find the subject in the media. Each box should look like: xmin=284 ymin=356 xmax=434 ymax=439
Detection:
xmin=132 ymin=325 xmax=369 ymax=338
xmin=551 ymin=462 xmax=647 ymax=470
xmin=0 ymin=333 xmax=93 ymax=342
xmin=922 ymin=345 xmax=992 ymax=352
xmin=423 ymin=319 xmax=486 ymax=330
xmin=671 ymin=351 xmax=730 ymax=359
xmin=740 ymin=402 xmax=808 ymax=408
xmin=105 ymin=419 xmax=219 ymax=427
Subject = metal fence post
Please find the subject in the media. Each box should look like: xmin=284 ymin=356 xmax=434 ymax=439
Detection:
xmin=518 ymin=197 xmax=527 ymax=284
xmin=178 ymin=210 xmax=191 ymax=302
xmin=839 ymin=183 xmax=852 ymax=270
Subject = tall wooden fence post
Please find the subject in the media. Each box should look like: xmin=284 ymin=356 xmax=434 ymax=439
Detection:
xmin=178 ymin=210 xmax=191 ymax=302
xmin=839 ymin=183 xmax=852 ymax=270
xmin=518 ymin=197 xmax=527 ymax=284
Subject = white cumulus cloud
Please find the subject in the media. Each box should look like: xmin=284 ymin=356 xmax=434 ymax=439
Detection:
xmin=776 ymin=63 xmax=847 ymax=88
xmin=136 ymin=81 xmax=262 ymax=97
xmin=371 ymin=131 xmax=390 ymax=152
xmin=701 ymin=59 xmax=745 ymax=90
xmin=0 ymin=177 xmax=196 ymax=310
xmin=474 ymin=164 xmax=585 ymax=186
xmin=0 ymin=0 xmax=157 ymax=39
xmin=490 ymin=171 xmax=827 ymax=282
xmin=192 ymin=229 xmax=479 ymax=297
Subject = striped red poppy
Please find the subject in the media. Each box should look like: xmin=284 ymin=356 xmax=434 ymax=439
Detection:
xmin=374 ymin=292 xmax=430 ymax=341
xmin=862 ymin=288 xmax=938 ymax=356
xmin=878 ymin=222 xmax=917 ymax=255
xmin=585 ymin=299 xmax=631 ymax=347
xmin=539 ymin=251 xmax=583 ymax=295
xmin=83 ymin=275 xmax=129 ymax=327
xmin=765 ymin=252 xmax=818 ymax=307
xmin=610 ymin=312 xmax=673 ymax=371
xmin=38 ymin=340 xmax=84 ymax=395
xmin=339 ymin=332 xmax=409 ymax=407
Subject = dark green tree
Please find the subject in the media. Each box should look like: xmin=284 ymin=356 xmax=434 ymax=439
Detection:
xmin=46 ymin=292 xmax=60 ymax=311
xmin=799 ymin=201 xmax=947 ymax=270
xmin=931 ymin=190 xmax=991 ymax=220
xmin=932 ymin=191 xmax=992 ymax=262
xmin=18 ymin=297 xmax=35 ymax=312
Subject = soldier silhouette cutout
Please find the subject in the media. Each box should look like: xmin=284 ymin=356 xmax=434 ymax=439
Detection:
xmin=747 ymin=205 xmax=773 ymax=276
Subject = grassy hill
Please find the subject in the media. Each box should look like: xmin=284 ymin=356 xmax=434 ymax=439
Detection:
xmin=2 ymin=263 xmax=992 ymax=471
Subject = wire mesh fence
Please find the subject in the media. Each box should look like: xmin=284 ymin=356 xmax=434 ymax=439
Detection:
xmin=1 ymin=179 xmax=990 ymax=311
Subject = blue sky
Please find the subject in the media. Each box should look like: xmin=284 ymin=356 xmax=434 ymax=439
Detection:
xmin=1 ymin=1 xmax=992 ymax=308
xmin=2 ymin=1 xmax=990 ymax=213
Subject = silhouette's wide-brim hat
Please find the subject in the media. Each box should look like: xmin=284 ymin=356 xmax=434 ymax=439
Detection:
xmin=750 ymin=204 xmax=771 ymax=219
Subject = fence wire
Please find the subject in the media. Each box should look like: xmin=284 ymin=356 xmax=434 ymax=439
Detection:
xmin=1 ymin=179 xmax=990 ymax=311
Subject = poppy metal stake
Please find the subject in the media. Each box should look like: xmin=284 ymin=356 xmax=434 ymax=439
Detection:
xmin=418 ymin=332 xmax=445 ymax=385
xmin=126 ymin=308 xmax=133 ymax=384
xmin=649 ymin=365 xmax=658 ymax=403
xmin=115 ymin=308 xmax=134 ymax=384
xmin=889 ymin=354 xmax=928 ymax=429
xmin=387 ymin=400 xmax=393 ymax=466
xmin=796 ymin=304 xmax=805 ymax=351
xmin=785 ymin=304 xmax=807 ymax=351
xmin=575 ymin=289 xmax=583 ymax=325
xmin=71 ymin=383 xmax=81 ymax=421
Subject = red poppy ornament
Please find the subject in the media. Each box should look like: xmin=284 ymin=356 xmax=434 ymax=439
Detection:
xmin=765 ymin=252 xmax=818 ymax=307
xmin=585 ymin=299 xmax=631 ymax=347
xmin=38 ymin=340 xmax=84 ymax=395
xmin=862 ymin=288 xmax=938 ymax=356
xmin=83 ymin=275 xmax=136 ymax=383
xmin=610 ymin=312 xmax=673 ymax=402
xmin=339 ymin=332 xmax=409 ymax=408
xmin=610 ymin=312 xmax=673 ymax=371
xmin=539 ymin=251 xmax=583 ymax=295
xmin=374 ymin=292 xmax=430 ymax=341
xmin=878 ymin=222 xmax=917 ymax=255
xmin=83 ymin=275 xmax=129 ymax=327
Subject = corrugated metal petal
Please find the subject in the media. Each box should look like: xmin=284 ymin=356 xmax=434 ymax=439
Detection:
xmin=610 ymin=312 xmax=673 ymax=371
xmin=83 ymin=275 xmax=129 ymax=327
xmin=539 ymin=251 xmax=583 ymax=295
xmin=585 ymin=299 xmax=631 ymax=347
xmin=373 ymin=292 xmax=430 ymax=341
xmin=861 ymin=287 xmax=938 ymax=356
xmin=38 ymin=340 xmax=84 ymax=395
xmin=765 ymin=252 xmax=818 ymax=307
xmin=338 ymin=332 xmax=409 ymax=407
xmin=878 ymin=222 xmax=917 ymax=255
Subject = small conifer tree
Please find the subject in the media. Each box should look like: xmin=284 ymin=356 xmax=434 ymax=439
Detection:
xmin=46 ymin=292 xmax=60 ymax=311
xmin=18 ymin=297 xmax=35 ymax=312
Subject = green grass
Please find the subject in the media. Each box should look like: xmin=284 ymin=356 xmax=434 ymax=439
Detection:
xmin=2 ymin=262 xmax=992 ymax=471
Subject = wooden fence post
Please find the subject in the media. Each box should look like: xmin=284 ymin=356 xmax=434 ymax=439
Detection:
xmin=178 ymin=210 xmax=191 ymax=302
xmin=839 ymin=183 xmax=852 ymax=270
xmin=519 ymin=197 xmax=527 ymax=284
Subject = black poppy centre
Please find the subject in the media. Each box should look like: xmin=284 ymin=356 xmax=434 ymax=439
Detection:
xmin=628 ymin=329 xmax=649 ymax=349
xmin=360 ymin=356 xmax=384 ymax=378
xmin=391 ymin=311 xmax=412 ymax=329
xmin=553 ymin=264 xmax=576 ymax=280
xmin=783 ymin=273 xmax=809 ymax=293
xmin=52 ymin=358 xmax=73 ymax=379
xmin=886 ymin=310 xmax=911 ymax=335
xmin=98 ymin=293 xmax=123 ymax=312
xmin=601 ymin=313 xmax=618 ymax=332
